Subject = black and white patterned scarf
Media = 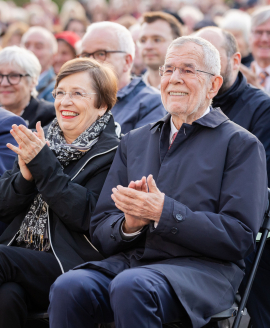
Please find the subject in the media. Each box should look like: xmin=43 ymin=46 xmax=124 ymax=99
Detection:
xmin=16 ymin=111 xmax=112 ymax=251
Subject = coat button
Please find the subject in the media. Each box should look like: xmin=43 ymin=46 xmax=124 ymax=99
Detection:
xmin=110 ymin=234 xmax=116 ymax=240
xmin=171 ymin=227 xmax=178 ymax=234
xmin=175 ymin=214 xmax=183 ymax=222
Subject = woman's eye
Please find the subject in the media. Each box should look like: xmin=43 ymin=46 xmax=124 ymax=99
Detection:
xmin=74 ymin=91 xmax=83 ymax=97
xmin=56 ymin=91 xmax=64 ymax=95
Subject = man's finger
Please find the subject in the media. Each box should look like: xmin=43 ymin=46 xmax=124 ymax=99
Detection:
xmin=117 ymin=185 xmax=141 ymax=198
xmin=147 ymin=174 xmax=160 ymax=194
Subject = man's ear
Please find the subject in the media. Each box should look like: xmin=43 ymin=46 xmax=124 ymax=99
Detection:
xmin=123 ymin=54 xmax=133 ymax=73
xmin=232 ymin=52 xmax=241 ymax=71
xmin=207 ymin=75 xmax=223 ymax=100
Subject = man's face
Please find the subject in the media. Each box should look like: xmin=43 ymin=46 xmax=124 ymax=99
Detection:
xmin=196 ymin=30 xmax=232 ymax=94
xmin=250 ymin=20 xmax=270 ymax=63
xmin=161 ymin=43 xmax=211 ymax=118
xmin=81 ymin=29 xmax=127 ymax=79
xmin=23 ymin=32 xmax=54 ymax=73
xmin=138 ymin=20 xmax=175 ymax=70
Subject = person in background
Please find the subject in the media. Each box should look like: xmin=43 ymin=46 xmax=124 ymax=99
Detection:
xmin=129 ymin=24 xmax=146 ymax=77
xmin=0 ymin=46 xmax=55 ymax=129
xmin=220 ymin=10 xmax=253 ymax=68
xmin=196 ymin=27 xmax=270 ymax=328
xmin=79 ymin=21 xmax=166 ymax=134
xmin=0 ymin=57 xmax=119 ymax=328
xmin=138 ymin=11 xmax=182 ymax=90
xmin=240 ymin=6 xmax=270 ymax=93
xmin=22 ymin=26 xmax=57 ymax=102
xmin=0 ymin=108 xmax=26 ymax=235
xmin=1 ymin=22 xmax=29 ymax=48
xmin=196 ymin=27 xmax=270 ymax=185
xmin=0 ymin=108 xmax=26 ymax=176
xmin=64 ymin=18 xmax=88 ymax=39
xmin=53 ymin=31 xmax=80 ymax=75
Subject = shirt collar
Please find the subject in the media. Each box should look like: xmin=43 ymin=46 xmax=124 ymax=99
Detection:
xmin=169 ymin=106 xmax=210 ymax=141
xmin=142 ymin=71 xmax=161 ymax=90
xmin=254 ymin=61 xmax=270 ymax=75
xmin=117 ymin=77 xmax=143 ymax=99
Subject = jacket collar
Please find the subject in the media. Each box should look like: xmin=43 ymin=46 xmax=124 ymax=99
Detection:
xmin=117 ymin=77 xmax=144 ymax=100
xmin=37 ymin=67 xmax=55 ymax=91
xmin=213 ymin=71 xmax=247 ymax=110
xmin=150 ymin=107 xmax=229 ymax=134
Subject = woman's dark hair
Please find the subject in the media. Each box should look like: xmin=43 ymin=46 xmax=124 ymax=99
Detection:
xmin=55 ymin=58 xmax=118 ymax=111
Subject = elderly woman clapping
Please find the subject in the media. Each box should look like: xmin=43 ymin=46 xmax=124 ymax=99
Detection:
xmin=0 ymin=58 xmax=119 ymax=327
xmin=0 ymin=46 xmax=55 ymax=128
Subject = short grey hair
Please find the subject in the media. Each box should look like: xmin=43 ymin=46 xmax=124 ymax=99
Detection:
xmin=168 ymin=36 xmax=221 ymax=76
xmin=251 ymin=6 xmax=270 ymax=30
xmin=0 ymin=46 xmax=41 ymax=97
xmin=21 ymin=26 xmax=58 ymax=54
xmin=84 ymin=22 xmax=135 ymax=60
xmin=221 ymin=10 xmax=251 ymax=44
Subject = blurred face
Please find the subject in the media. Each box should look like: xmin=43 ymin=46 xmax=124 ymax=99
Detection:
xmin=23 ymin=32 xmax=54 ymax=72
xmin=161 ymin=44 xmax=211 ymax=119
xmin=138 ymin=20 xmax=174 ymax=70
xmin=196 ymin=30 xmax=233 ymax=94
xmin=228 ymin=29 xmax=249 ymax=58
xmin=250 ymin=20 xmax=270 ymax=64
xmin=66 ymin=20 xmax=86 ymax=39
xmin=0 ymin=63 xmax=33 ymax=114
xmin=53 ymin=40 xmax=75 ymax=75
xmin=81 ymin=29 xmax=127 ymax=79
xmin=54 ymin=71 xmax=106 ymax=143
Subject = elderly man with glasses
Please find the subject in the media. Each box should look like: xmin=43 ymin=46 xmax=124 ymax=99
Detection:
xmin=49 ymin=36 xmax=267 ymax=328
xmin=78 ymin=21 xmax=166 ymax=134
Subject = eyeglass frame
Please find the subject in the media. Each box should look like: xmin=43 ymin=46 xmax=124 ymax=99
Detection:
xmin=52 ymin=90 xmax=97 ymax=100
xmin=159 ymin=65 xmax=215 ymax=78
xmin=251 ymin=29 xmax=270 ymax=38
xmin=78 ymin=50 xmax=127 ymax=61
xmin=0 ymin=73 xmax=31 ymax=85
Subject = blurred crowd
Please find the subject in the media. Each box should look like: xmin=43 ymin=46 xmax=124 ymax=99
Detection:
xmin=1 ymin=0 xmax=270 ymax=100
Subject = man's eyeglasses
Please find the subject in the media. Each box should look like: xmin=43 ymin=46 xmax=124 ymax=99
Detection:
xmin=159 ymin=65 xmax=215 ymax=78
xmin=78 ymin=50 xmax=126 ymax=62
xmin=52 ymin=90 xmax=97 ymax=100
xmin=252 ymin=30 xmax=270 ymax=38
xmin=0 ymin=73 xmax=30 ymax=85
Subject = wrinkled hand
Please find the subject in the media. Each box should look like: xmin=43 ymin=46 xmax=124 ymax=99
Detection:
xmin=111 ymin=175 xmax=165 ymax=233
xmin=7 ymin=122 xmax=48 ymax=181
xmin=240 ymin=62 xmax=262 ymax=89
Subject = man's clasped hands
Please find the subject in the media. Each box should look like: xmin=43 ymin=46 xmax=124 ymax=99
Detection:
xmin=111 ymin=175 xmax=165 ymax=234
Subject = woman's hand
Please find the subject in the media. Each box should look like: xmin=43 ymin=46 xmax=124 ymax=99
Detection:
xmin=7 ymin=122 xmax=48 ymax=171
xmin=18 ymin=153 xmax=33 ymax=181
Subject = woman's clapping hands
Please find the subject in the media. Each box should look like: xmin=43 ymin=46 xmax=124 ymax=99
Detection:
xmin=7 ymin=122 xmax=49 ymax=181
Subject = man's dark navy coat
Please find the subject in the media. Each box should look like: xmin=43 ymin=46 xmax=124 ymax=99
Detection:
xmin=84 ymin=108 xmax=267 ymax=328
xmin=213 ymin=71 xmax=270 ymax=186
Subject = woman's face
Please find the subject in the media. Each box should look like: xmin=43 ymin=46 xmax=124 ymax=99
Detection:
xmin=0 ymin=62 xmax=33 ymax=114
xmin=53 ymin=40 xmax=76 ymax=75
xmin=54 ymin=71 xmax=106 ymax=143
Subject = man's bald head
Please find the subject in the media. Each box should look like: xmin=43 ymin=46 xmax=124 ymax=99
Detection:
xmin=195 ymin=27 xmax=240 ymax=94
